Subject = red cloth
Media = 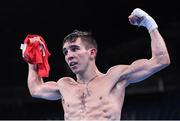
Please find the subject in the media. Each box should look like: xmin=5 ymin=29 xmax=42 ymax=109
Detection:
xmin=22 ymin=34 xmax=51 ymax=77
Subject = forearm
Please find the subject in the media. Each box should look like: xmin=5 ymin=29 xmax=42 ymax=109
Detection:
xmin=150 ymin=29 xmax=170 ymax=65
xmin=28 ymin=64 xmax=44 ymax=95
xmin=129 ymin=8 xmax=170 ymax=65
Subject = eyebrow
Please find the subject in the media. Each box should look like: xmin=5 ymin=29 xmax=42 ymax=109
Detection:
xmin=62 ymin=45 xmax=80 ymax=53
xmin=70 ymin=45 xmax=80 ymax=48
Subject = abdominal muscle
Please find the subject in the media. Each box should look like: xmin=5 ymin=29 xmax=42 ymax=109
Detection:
xmin=63 ymin=94 xmax=122 ymax=120
xmin=60 ymin=80 xmax=125 ymax=121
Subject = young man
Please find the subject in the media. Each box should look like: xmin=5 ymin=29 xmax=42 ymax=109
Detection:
xmin=27 ymin=8 xmax=170 ymax=120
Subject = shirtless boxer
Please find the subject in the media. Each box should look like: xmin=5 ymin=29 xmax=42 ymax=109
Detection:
xmin=27 ymin=8 xmax=170 ymax=120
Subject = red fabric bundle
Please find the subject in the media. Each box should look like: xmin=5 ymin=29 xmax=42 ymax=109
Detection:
xmin=21 ymin=34 xmax=51 ymax=77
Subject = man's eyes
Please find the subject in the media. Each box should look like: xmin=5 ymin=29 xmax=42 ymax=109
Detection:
xmin=71 ymin=47 xmax=79 ymax=51
xmin=63 ymin=50 xmax=68 ymax=55
xmin=63 ymin=47 xmax=80 ymax=55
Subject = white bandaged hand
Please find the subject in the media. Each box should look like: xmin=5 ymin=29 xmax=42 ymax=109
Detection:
xmin=129 ymin=8 xmax=158 ymax=33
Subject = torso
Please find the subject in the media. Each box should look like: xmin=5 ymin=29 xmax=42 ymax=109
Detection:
xmin=57 ymin=74 xmax=126 ymax=120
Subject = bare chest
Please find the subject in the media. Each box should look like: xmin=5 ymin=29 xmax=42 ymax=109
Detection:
xmin=59 ymin=80 xmax=125 ymax=120
xmin=61 ymin=82 xmax=107 ymax=106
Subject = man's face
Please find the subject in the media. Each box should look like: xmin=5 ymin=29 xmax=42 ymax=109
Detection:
xmin=63 ymin=38 xmax=92 ymax=74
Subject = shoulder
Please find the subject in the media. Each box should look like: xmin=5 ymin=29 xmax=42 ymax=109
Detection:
xmin=106 ymin=65 xmax=129 ymax=75
xmin=57 ymin=77 xmax=76 ymax=85
xmin=104 ymin=65 xmax=130 ymax=88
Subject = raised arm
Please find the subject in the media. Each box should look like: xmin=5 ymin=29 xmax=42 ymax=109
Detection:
xmin=28 ymin=64 xmax=61 ymax=100
xmin=124 ymin=8 xmax=170 ymax=85
xmin=122 ymin=29 xmax=170 ymax=85
xmin=107 ymin=8 xmax=170 ymax=87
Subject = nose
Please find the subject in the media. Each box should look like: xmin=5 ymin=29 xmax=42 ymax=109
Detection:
xmin=66 ymin=51 xmax=75 ymax=61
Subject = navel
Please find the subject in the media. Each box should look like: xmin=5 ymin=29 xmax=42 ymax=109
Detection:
xmin=103 ymin=109 xmax=107 ymax=113
xmin=99 ymin=96 xmax=103 ymax=100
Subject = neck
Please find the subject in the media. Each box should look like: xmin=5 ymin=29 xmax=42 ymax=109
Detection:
xmin=76 ymin=63 xmax=101 ymax=84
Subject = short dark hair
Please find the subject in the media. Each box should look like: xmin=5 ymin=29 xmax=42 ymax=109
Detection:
xmin=63 ymin=30 xmax=98 ymax=51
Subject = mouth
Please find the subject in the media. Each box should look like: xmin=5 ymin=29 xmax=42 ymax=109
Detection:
xmin=69 ymin=62 xmax=78 ymax=67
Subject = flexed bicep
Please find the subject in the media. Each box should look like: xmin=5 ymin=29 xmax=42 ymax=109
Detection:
xmin=31 ymin=81 xmax=61 ymax=100
xmin=126 ymin=8 xmax=170 ymax=85
xmin=122 ymin=58 xmax=165 ymax=85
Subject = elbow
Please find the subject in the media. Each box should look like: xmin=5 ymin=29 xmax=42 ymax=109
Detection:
xmin=162 ymin=54 xmax=171 ymax=66
xmin=29 ymin=88 xmax=40 ymax=98
xmin=30 ymin=91 xmax=43 ymax=99
xmin=157 ymin=54 xmax=171 ymax=68
xmin=29 ymin=90 xmax=37 ymax=98
xmin=166 ymin=57 xmax=171 ymax=66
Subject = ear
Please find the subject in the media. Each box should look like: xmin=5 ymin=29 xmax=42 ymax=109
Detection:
xmin=89 ymin=48 xmax=97 ymax=59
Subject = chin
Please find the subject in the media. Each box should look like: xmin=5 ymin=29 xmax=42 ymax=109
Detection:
xmin=72 ymin=70 xmax=78 ymax=74
xmin=71 ymin=69 xmax=79 ymax=74
xmin=72 ymin=69 xmax=83 ymax=74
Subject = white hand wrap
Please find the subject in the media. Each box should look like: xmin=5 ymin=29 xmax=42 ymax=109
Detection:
xmin=131 ymin=8 xmax=158 ymax=33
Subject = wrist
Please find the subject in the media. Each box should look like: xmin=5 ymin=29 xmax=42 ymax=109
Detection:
xmin=142 ymin=16 xmax=158 ymax=33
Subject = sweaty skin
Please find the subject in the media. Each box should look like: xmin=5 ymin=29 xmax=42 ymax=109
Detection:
xmin=58 ymin=73 xmax=126 ymax=120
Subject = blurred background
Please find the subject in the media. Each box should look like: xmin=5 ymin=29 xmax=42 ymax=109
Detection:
xmin=0 ymin=0 xmax=180 ymax=120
